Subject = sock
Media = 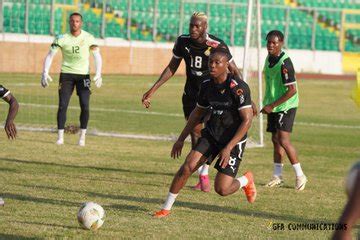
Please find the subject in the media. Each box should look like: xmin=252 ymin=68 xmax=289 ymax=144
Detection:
xmin=197 ymin=165 xmax=204 ymax=175
xmin=162 ymin=192 xmax=178 ymax=210
xmin=200 ymin=164 xmax=209 ymax=176
xmin=273 ymin=163 xmax=284 ymax=177
xmin=79 ymin=129 xmax=87 ymax=141
xmin=236 ymin=175 xmax=249 ymax=188
xmin=58 ymin=129 xmax=64 ymax=140
xmin=292 ymin=163 xmax=304 ymax=177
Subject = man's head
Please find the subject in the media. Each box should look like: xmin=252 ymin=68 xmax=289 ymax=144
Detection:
xmin=266 ymin=30 xmax=284 ymax=56
xmin=208 ymin=47 xmax=230 ymax=78
xmin=189 ymin=12 xmax=207 ymax=41
xmin=69 ymin=12 xmax=83 ymax=33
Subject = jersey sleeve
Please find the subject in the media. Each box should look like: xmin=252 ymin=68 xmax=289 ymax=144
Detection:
xmin=172 ymin=37 xmax=183 ymax=59
xmin=281 ymin=58 xmax=296 ymax=86
xmin=0 ymin=85 xmax=10 ymax=98
xmin=196 ymin=80 xmax=210 ymax=109
xmin=50 ymin=34 xmax=63 ymax=52
xmin=231 ymin=78 xmax=252 ymax=110
xmin=88 ymin=34 xmax=97 ymax=47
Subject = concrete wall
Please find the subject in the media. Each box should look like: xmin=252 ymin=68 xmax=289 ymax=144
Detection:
xmin=0 ymin=33 xmax=346 ymax=75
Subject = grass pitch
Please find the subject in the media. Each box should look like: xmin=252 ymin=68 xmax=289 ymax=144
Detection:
xmin=0 ymin=74 xmax=359 ymax=239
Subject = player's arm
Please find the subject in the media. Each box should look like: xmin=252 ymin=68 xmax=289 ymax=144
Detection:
xmin=41 ymin=38 xmax=61 ymax=88
xmin=219 ymin=106 xmax=252 ymax=168
xmin=90 ymin=45 xmax=102 ymax=88
xmin=332 ymin=171 xmax=360 ymax=240
xmin=142 ymin=56 xmax=182 ymax=108
xmin=171 ymin=106 xmax=207 ymax=159
xmin=3 ymin=93 xmax=19 ymax=139
xmin=261 ymin=58 xmax=296 ymax=114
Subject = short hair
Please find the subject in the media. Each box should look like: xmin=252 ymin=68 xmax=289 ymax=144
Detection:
xmin=191 ymin=12 xmax=208 ymax=21
xmin=210 ymin=47 xmax=230 ymax=61
xmin=266 ymin=30 xmax=284 ymax=42
xmin=69 ymin=12 xmax=83 ymax=20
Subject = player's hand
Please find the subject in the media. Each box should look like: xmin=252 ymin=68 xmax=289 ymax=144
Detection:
xmin=171 ymin=140 xmax=184 ymax=159
xmin=94 ymin=75 xmax=102 ymax=88
xmin=142 ymin=90 xmax=152 ymax=108
xmin=4 ymin=120 xmax=17 ymax=139
xmin=251 ymin=101 xmax=258 ymax=116
xmin=41 ymin=72 xmax=53 ymax=88
xmin=260 ymin=104 xmax=274 ymax=114
xmin=219 ymin=146 xmax=231 ymax=168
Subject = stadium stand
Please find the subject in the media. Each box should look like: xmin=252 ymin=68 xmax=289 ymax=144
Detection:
xmin=1 ymin=0 xmax=359 ymax=52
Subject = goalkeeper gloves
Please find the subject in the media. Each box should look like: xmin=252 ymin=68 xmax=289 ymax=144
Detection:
xmin=94 ymin=74 xmax=102 ymax=88
xmin=41 ymin=72 xmax=53 ymax=88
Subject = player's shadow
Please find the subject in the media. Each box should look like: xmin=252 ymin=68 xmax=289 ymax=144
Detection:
xmin=10 ymin=221 xmax=79 ymax=230
xmin=90 ymin=192 xmax=323 ymax=224
xmin=0 ymin=233 xmax=39 ymax=240
xmin=2 ymin=193 xmax=79 ymax=207
xmin=0 ymin=157 xmax=174 ymax=177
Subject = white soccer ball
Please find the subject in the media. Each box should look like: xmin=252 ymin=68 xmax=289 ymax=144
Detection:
xmin=77 ymin=202 xmax=105 ymax=230
xmin=345 ymin=161 xmax=360 ymax=197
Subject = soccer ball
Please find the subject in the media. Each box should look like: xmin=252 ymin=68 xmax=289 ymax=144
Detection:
xmin=345 ymin=161 xmax=360 ymax=197
xmin=77 ymin=202 xmax=105 ymax=230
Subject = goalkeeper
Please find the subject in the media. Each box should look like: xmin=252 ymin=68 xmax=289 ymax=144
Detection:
xmin=41 ymin=12 xmax=102 ymax=146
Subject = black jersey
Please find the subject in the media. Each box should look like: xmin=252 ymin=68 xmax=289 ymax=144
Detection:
xmin=173 ymin=34 xmax=233 ymax=99
xmin=0 ymin=85 xmax=10 ymax=98
xmin=197 ymin=74 xmax=252 ymax=145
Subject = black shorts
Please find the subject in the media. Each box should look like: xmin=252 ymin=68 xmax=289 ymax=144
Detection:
xmin=182 ymin=94 xmax=208 ymax=123
xmin=266 ymin=108 xmax=297 ymax=133
xmin=194 ymin=130 xmax=247 ymax=177
xmin=59 ymin=73 xmax=91 ymax=96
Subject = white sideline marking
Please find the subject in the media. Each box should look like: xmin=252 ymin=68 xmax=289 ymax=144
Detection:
xmin=20 ymin=103 xmax=183 ymax=117
xmin=14 ymin=126 xmax=262 ymax=148
xmin=18 ymin=103 xmax=360 ymax=130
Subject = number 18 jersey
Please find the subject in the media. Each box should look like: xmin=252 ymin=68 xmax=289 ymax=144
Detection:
xmin=173 ymin=33 xmax=233 ymax=99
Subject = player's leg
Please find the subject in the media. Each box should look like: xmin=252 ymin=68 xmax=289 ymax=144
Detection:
xmin=57 ymin=73 xmax=75 ymax=144
xmin=154 ymin=150 xmax=208 ymax=218
xmin=191 ymin=122 xmax=211 ymax=192
xmin=76 ymin=75 xmax=91 ymax=146
xmin=276 ymin=108 xmax=307 ymax=190
xmin=213 ymin=140 xmax=256 ymax=203
xmin=266 ymin=112 xmax=284 ymax=187
xmin=183 ymin=95 xmax=211 ymax=192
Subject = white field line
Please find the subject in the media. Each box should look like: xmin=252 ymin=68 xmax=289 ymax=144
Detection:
xmin=17 ymin=102 xmax=360 ymax=130
xmin=15 ymin=126 xmax=263 ymax=148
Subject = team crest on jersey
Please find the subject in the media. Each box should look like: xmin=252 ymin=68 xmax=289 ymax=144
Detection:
xmin=206 ymin=40 xmax=219 ymax=48
xmin=204 ymin=47 xmax=211 ymax=56
xmin=220 ymin=89 xmax=225 ymax=94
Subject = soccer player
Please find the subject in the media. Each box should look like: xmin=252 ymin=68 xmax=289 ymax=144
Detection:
xmin=142 ymin=12 xmax=244 ymax=192
xmin=0 ymin=85 xmax=19 ymax=206
xmin=260 ymin=30 xmax=307 ymax=190
xmin=332 ymin=162 xmax=360 ymax=240
xmin=154 ymin=47 xmax=256 ymax=218
xmin=41 ymin=12 xmax=102 ymax=146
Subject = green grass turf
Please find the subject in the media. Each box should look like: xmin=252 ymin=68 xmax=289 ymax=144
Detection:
xmin=0 ymin=74 xmax=359 ymax=239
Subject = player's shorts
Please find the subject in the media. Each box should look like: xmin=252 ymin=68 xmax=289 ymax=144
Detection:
xmin=194 ymin=130 xmax=247 ymax=178
xmin=59 ymin=73 xmax=91 ymax=96
xmin=182 ymin=93 xmax=207 ymax=123
xmin=266 ymin=108 xmax=297 ymax=133
xmin=182 ymin=93 xmax=197 ymax=119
